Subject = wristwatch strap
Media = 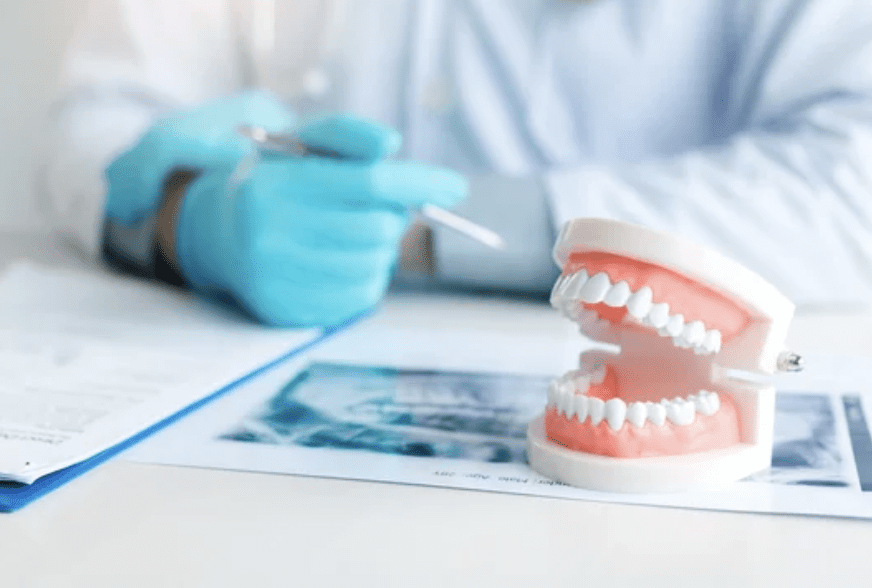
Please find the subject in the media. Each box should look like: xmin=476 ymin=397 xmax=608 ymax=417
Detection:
xmin=101 ymin=169 xmax=197 ymax=288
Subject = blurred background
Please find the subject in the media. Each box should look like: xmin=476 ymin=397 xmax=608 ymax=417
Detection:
xmin=0 ymin=0 xmax=87 ymax=231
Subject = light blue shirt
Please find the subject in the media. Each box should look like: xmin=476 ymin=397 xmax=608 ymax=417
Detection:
xmin=46 ymin=0 xmax=872 ymax=306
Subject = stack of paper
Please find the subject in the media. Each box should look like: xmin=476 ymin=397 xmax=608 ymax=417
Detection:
xmin=0 ymin=263 xmax=321 ymax=486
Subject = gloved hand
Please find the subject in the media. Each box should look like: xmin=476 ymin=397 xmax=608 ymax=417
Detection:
xmin=174 ymin=115 xmax=468 ymax=327
xmin=105 ymin=91 xmax=296 ymax=224
xmin=104 ymin=90 xmax=468 ymax=327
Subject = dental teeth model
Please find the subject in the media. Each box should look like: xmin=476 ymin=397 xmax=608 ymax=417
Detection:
xmin=527 ymin=218 xmax=800 ymax=493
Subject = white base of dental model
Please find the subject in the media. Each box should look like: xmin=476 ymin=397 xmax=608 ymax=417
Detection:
xmin=527 ymin=218 xmax=798 ymax=493
xmin=527 ymin=416 xmax=773 ymax=493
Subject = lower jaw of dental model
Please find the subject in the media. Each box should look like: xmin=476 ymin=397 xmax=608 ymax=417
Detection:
xmin=545 ymin=365 xmax=740 ymax=459
xmin=527 ymin=218 xmax=795 ymax=493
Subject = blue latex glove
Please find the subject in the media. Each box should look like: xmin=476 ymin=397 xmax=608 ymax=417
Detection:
xmin=175 ymin=115 xmax=468 ymax=327
xmin=105 ymin=91 xmax=296 ymax=224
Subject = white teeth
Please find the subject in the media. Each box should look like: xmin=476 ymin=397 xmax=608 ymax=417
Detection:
xmin=557 ymin=381 xmax=574 ymax=415
xmin=702 ymin=329 xmax=722 ymax=354
xmin=565 ymin=391 xmax=579 ymax=419
xmin=588 ymin=397 xmax=606 ymax=425
xmin=673 ymin=335 xmax=691 ymax=349
xmin=550 ymin=274 xmax=569 ymax=307
xmin=551 ymin=268 xmax=724 ymax=356
xmin=646 ymin=303 xmax=670 ymax=328
xmin=691 ymin=392 xmax=707 ymax=415
xmin=573 ymin=393 xmax=589 ymax=422
xmin=673 ymin=319 xmax=700 ymax=348
xmin=626 ymin=286 xmax=654 ymax=319
xmin=683 ymin=320 xmax=706 ymax=346
xmin=550 ymin=376 xmax=720 ymax=426
xmin=557 ymin=393 xmax=572 ymax=415
xmin=557 ymin=273 xmax=586 ymax=319
xmin=580 ymin=272 xmax=611 ymax=303
xmin=603 ymin=280 xmax=632 ymax=307
xmin=548 ymin=373 xmax=606 ymax=419
xmin=708 ymin=392 xmax=721 ymax=413
xmin=589 ymin=365 xmax=607 ymax=385
xmin=665 ymin=398 xmax=696 ymax=426
xmin=547 ymin=379 xmax=570 ymax=414
xmin=665 ymin=314 xmax=685 ymax=337
xmin=693 ymin=390 xmax=721 ymax=416
xmin=547 ymin=380 xmax=560 ymax=407
xmin=674 ymin=321 xmax=721 ymax=355
xmin=646 ymin=402 xmax=667 ymax=426
xmin=675 ymin=322 xmax=701 ymax=351
xmin=604 ymin=398 xmax=627 ymax=431
xmin=626 ymin=402 xmax=648 ymax=428
xmin=562 ymin=270 xmax=589 ymax=300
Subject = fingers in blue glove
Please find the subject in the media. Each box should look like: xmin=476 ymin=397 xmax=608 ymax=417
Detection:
xmin=296 ymin=114 xmax=402 ymax=162
xmin=248 ymin=158 xmax=469 ymax=211
xmin=248 ymin=233 xmax=400 ymax=280
xmin=251 ymin=198 xmax=410 ymax=250
xmin=174 ymin=109 xmax=469 ymax=328
xmin=243 ymin=272 xmax=393 ymax=327
xmin=177 ymin=168 xmax=408 ymax=325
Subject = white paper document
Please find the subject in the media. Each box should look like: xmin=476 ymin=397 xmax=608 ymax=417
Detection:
xmin=0 ymin=263 xmax=320 ymax=484
xmin=126 ymin=308 xmax=872 ymax=520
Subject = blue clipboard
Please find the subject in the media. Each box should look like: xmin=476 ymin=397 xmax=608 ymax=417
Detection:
xmin=0 ymin=324 xmax=346 ymax=512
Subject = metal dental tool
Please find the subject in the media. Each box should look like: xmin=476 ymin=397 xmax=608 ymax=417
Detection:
xmin=236 ymin=125 xmax=507 ymax=250
xmin=777 ymin=351 xmax=805 ymax=373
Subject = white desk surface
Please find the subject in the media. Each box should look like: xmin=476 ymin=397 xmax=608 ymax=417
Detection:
xmin=3 ymin=232 xmax=872 ymax=588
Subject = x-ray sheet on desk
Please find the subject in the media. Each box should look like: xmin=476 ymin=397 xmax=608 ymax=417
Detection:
xmin=126 ymin=356 xmax=872 ymax=520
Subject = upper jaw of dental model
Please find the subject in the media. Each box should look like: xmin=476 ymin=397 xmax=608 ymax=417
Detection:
xmin=550 ymin=218 xmax=795 ymax=375
xmin=550 ymin=269 xmax=722 ymax=356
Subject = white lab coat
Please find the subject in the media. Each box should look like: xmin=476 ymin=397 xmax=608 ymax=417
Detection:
xmin=43 ymin=0 xmax=872 ymax=305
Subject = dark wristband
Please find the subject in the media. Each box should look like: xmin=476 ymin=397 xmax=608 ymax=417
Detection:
xmin=101 ymin=169 xmax=198 ymax=288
